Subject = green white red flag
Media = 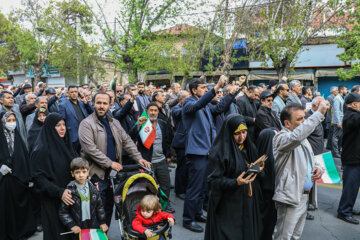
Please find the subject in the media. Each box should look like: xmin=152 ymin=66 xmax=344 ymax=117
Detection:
xmin=314 ymin=152 xmax=341 ymax=184
xmin=138 ymin=111 xmax=156 ymax=149
xmin=79 ymin=229 xmax=107 ymax=240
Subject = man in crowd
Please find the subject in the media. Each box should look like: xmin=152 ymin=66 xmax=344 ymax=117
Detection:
xmin=236 ymin=85 xmax=259 ymax=142
xmin=45 ymin=88 xmax=61 ymax=113
xmin=301 ymin=86 xmax=313 ymax=109
xmin=337 ymin=92 xmax=360 ymax=225
xmin=136 ymin=82 xmax=150 ymax=112
xmin=20 ymin=93 xmax=37 ymax=121
xmin=59 ymin=85 xmax=94 ymax=153
xmin=0 ymin=84 xmax=4 ymax=92
xmin=25 ymin=96 xmax=48 ymax=131
xmin=15 ymin=83 xmax=32 ymax=105
xmin=272 ymin=83 xmax=290 ymax=121
xmin=255 ymin=89 xmax=282 ymax=137
xmin=287 ymin=80 xmax=303 ymax=105
xmin=171 ymin=90 xmax=190 ymax=200
xmin=331 ymin=85 xmax=347 ymax=158
xmin=152 ymin=90 xmax=172 ymax=127
xmin=325 ymin=86 xmax=338 ymax=151
xmin=130 ymin=102 xmax=175 ymax=213
xmin=79 ymin=92 xmax=150 ymax=227
xmin=273 ymin=102 xmax=328 ymax=240
xmin=182 ymin=76 xmax=227 ymax=233
xmin=167 ymin=82 xmax=182 ymax=108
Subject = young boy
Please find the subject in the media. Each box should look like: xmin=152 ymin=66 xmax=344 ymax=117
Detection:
xmin=59 ymin=157 xmax=108 ymax=238
xmin=132 ymin=195 xmax=175 ymax=239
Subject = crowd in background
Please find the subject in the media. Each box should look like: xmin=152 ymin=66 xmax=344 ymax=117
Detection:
xmin=0 ymin=74 xmax=360 ymax=240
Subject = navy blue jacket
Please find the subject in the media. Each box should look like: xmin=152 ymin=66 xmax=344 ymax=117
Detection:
xmin=171 ymin=104 xmax=187 ymax=149
xmin=59 ymin=99 xmax=94 ymax=143
xmin=182 ymin=88 xmax=233 ymax=156
xmin=47 ymin=96 xmax=59 ymax=113
xmin=113 ymin=100 xmax=137 ymax=134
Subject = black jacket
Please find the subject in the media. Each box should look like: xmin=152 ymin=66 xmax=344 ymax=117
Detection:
xmin=113 ymin=100 xmax=137 ymax=134
xmin=341 ymin=108 xmax=360 ymax=165
xmin=236 ymin=95 xmax=257 ymax=141
xmin=306 ymin=110 xmax=325 ymax=155
xmin=58 ymin=180 xmax=106 ymax=230
xmin=129 ymin=118 xmax=171 ymax=162
xmin=255 ymin=106 xmax=282 ymax=138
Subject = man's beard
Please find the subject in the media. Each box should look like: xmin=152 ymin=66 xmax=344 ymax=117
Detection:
xmin=95 ymin=109 xmax=107 ymax=118
xmin=149 ymin=115 xmax=158 ymax=122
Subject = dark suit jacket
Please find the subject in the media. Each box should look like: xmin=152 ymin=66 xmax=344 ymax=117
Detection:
xmin=113 ymin=100 xmax=137 ymax=134
xmin=255 ymin=106 xmax=282 ymax=138
xmin=306 ymin=110 xmax=325 ymax=155
xmin=59 ymin=99 xmax=94 ymax=143
xmin=129 ymin=119 xmax=171 ymax=162
xmin=236 ymin=94 xmax=257 ymax=141
xmin=182 ymin=88 xmax=232 ymax=156
xmin=48 ymin=96 xmax=59 ymax=113
xmin=171 ymin=104 xmax=186 ymax=149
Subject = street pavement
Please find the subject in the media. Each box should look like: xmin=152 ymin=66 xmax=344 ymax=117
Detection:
xmin=29 ymin=155 xmax=360 ymax=240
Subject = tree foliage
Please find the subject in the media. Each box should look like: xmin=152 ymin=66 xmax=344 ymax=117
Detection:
xmin=247 ymin=0 xmax=352 ymax=80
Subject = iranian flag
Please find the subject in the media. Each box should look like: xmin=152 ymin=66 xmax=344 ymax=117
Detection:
xmin=79 ymin=229 xmax=108 ymax=240
xmin=138 ymin=111 xmax=156 ymax=149
xmin=314 ymin=152 xmax=341 ymax=184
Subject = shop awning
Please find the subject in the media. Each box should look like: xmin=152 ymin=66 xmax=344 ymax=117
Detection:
xmin=247 ymin=69 xmax=315 ymax=81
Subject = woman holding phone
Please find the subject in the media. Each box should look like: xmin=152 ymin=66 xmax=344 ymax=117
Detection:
xmin=205 ymin=114 xmax=266 ymax=240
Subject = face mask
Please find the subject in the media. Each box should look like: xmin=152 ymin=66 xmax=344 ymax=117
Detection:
xmin=5 ymin=122 xmax=16 ymax=131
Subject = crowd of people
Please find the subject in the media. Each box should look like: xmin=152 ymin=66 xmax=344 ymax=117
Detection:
xmin=0 ymin=75 xmax=359 ymax=240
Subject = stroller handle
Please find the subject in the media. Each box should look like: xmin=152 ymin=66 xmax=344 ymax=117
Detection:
xmin=121 ymin=164 xmax=144 ymax=172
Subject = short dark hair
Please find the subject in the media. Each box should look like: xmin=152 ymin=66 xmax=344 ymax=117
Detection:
xmin=351 ymin=85 xmax=360 ymax=93
xmin=68 ymin=85 xmax=78 ymax=91
xmin=0 ymin=90 xmax=13 ymax=100
xmin=118 ymin=93 xmax=130 ymax=102
xmin=0 ymin=84 xmax=4 ymax=88
xmin=137 ymin=82 xmax=145 ymax=87
xmin=280 ymin=103 xmax=304 ymax=126
xmin=126 ymin=83 xmax=136 ymax=92
xmin=248 ymin=85 xmax=258 ymax=93
xmin=189 ymin=78 xmax=206 ymax=95
xmin=274 ymin=84 xmax=287 ymax=96
xmin=93 ymin=91 xmax=111 ymax=102
xmin=146 ymin=102 xmax=160 ymax=110
xmin=302 ymin=86 xmax=311 ymax=95
xmin=152 ymin=90 xmax=163 ymax=101
xmin=338 ymin=85 xmax=347 ymax=92
xmin=81 ymin=84 xmax=89 ymax=87
xmin=70 ymin=157 xmax=89 ymax=171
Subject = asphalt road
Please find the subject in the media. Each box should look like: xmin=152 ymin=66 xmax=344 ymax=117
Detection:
xmin=29 ymin=155 xmax=360 ymax=240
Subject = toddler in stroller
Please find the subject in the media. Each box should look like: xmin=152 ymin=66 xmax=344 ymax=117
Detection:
xmin=132 ymin=195 xmax=175 ymax=239
xmin=110 ymin=164 xmax=173 ymax=240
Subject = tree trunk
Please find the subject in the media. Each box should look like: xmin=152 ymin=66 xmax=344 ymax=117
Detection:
xmin=32 ymin=67 xmax=43 ymax=89
xmin=275 ymin=59 xmax=291 ymax=81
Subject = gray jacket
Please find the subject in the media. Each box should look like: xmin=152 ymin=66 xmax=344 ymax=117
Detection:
xmin=331 ymin=94 xmax=344 ymax=125
xmin=286 ymin=92 xmax=302 ymax=105
xmin=272 ymin=95 xmax=286 ymax=121
xmin=273 ymin=111 xmax=324 ymax=206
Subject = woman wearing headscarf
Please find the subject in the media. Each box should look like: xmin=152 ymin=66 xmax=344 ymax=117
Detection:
xmin=27 ymin=107 xmax=48 ymax=153
xmin=256 ymin=128 xmax=278 ymax=240
xmin=31 ymin=113 xmax=78 ymax=240
xmin=0 ymin=111 xmax=36 ymax=239
xmin=205 ymin=114 xmax=264 ymax=240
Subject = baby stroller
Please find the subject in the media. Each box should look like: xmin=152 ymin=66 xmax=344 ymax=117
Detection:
xmin=110 ymin=164 xmax=173 ymax=240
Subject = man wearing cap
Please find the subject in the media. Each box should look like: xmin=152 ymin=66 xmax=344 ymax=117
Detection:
xmin=325 ymin=86 xmax=338 ymax=151
xmin=255 ymin=89 xmax=281 ymax=138
xmin=337 ymin=92 xmax=360 ymax=225
xmin=14 ymin=83 xmax=32 ymax=105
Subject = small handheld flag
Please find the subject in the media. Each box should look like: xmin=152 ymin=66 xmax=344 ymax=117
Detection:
xmin=79 ymin=229 xmax=108 ymax=240
xmin=314 ymin=152 xmax=341 ymax=184
xmin=138 ymin=111 xmax=156 ymax=149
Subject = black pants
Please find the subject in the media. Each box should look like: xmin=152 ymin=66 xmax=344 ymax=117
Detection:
xmin=152 ymin=160 xmax=171 ymax=200
xmin=98 ymin=179 xmax=114 ymax=227
xmin=260 ymin=190 xmax=277 ymax=240
xmin=338 ymin=164 xmax=360 ymax=217
xmin=174 ymin=148 xmax=188 ymax=195
xmin=332 ymin=126 xmax=342 ymax=155
xmin=326 ymin=123 xmax=333 ymax=150
xmin=183 ymin=154 xmax=207 ymax=223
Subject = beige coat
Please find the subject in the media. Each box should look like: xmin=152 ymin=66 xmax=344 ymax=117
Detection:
xmin=272 ymin=111 xmax=324 ymax=206
xmin=79 ymin=113 xmax=143 ymax=180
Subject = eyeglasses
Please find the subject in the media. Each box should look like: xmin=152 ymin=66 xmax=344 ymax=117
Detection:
xmin=266 ymin=99 xmax=273 ymax=102
xmin=116 ymin=90 xmax=123 ymax=93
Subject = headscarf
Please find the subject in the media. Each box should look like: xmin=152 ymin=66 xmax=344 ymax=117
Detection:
xmin=1 ymin=111 xmax=16 ymax=155
xmin=256 ymin=128 xmax=278 ymax=192
xmin=31 ymin=113 xmax=77 ymax=195
xmin=27 ymin=108 xmax=49 ymax=153
xmin=0 ymin=111 xmax=31 ymax=183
